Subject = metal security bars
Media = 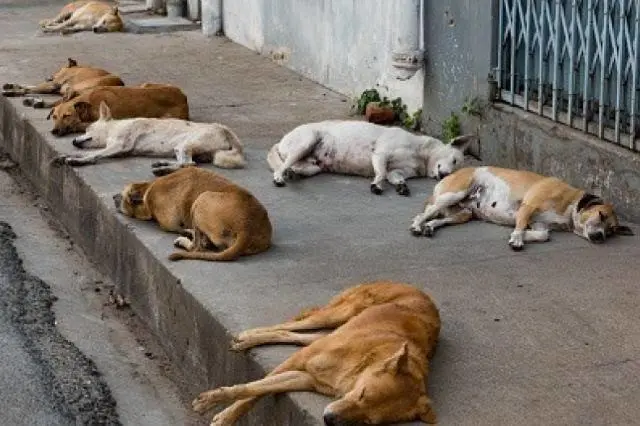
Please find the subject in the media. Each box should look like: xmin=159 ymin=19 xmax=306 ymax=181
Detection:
xmin=496 ymin=0 xmax=640 ymax=151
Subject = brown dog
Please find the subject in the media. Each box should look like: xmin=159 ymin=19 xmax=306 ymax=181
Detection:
xmin=193 ymin=281 xmax=441 ymax=425
xmin=48 ymin=83 xmax=189 ymax=136
xmin=113 ymin=167 xmax=272 ymax=262
xmin=40 ymin=1 xmax=124 ymax=34
xmin=2 ymin=58 xmax=124 ymax=109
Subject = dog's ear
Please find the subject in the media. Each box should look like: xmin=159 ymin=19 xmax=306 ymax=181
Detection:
xmin=614 ymin=225 xmax=634 ymax=236
xmin=46 ymin=108 xmax=54 ymax=120
xmin=98 ymin=101 xmax=112 ymax=121
xmin=113 ymin=6 xmax=119 ymax=14
xmin=383 ymin=342 xmax=410 ymax=375
xmin=576 ymin=192 xmax=603 ymax=212
xmin=449 ymin=134 xmax=476 ymax=153
xmin=73 ymin=101 xmax=93 ymax=122
xmin=67 ymin=58 xmax=78 ymax=68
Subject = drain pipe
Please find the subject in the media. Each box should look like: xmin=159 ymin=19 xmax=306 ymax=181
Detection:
xmin=202 ymin=0 xmax=223 ymax=36
xmin=390 ymin=0 xmax=424 ymax=81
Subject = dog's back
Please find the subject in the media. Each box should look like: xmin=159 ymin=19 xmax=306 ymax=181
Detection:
xmin=82 ymin=84 xmax=189 ymax=119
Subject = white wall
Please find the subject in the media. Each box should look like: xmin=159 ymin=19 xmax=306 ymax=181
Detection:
xmin=211 ymin=0 xmax=424 ymax=112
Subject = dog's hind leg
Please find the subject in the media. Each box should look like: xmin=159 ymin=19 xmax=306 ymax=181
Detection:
xmin=387 ymin=169 xmax=410 ymax=196
xmin=289 ymin=160 xmax=322 ymax=177
xmin=23 ymin=97 xmax=62 ymax=108
xmin=231 ymin=330 xmax=328 ymax=351
xmin=3 ymin=81 xmax=60 ymax=97
xmin=272 ymin=128 xmax=320 ymax=187
xmin=420 ymin=207 xmax=473 ymax=237
xmin=410 ymin=190 xmax=468 ymax=236
xmin=508 ymin=203 xmax=537 ymax=251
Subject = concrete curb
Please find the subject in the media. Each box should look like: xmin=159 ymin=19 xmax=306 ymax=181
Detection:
xmin=0 ymin=97 xmax=320 ymax=426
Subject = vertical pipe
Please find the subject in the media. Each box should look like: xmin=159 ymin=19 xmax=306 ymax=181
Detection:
xmin=498 ymin=0 xmax=505 ymax=91
xmin=202 ymin=0 xmax=223 ymax=37
xmin=524 ymin=0 xmax=532 ymax=110
xmin=538 ymin=1 xmax=545 ymax=114
xmin=631 ymin=0 xmax=639 ymax=149
xmin=599 ymin=0 xmax=610 ymax=139
xmin=568 ymin=0 xmax=578 ymax=127
xmin=613 ymin=0 xmax=625 ymax=144
xmin=510 ymin=0 xmax=517 ymax=104
xmin=583 ymin=0 xmax=594 ymax=131
xmin=552 ymin=0 xmax=561 ymax=121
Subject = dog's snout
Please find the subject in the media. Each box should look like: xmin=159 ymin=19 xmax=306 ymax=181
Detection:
xmin=72 ymin=138 xmax=83 ymax=148
xmin=438 ymin=171 xmax=450 ymax=180
xmin=93 ymin=27 xmax=98 ymax=33
xmin=51 ymin=128 xmax=60 ymax=136
xmin=588 ymin=231 xmax=606 ymax=243
xmin=113 ymin=193 xmax=122 ymax=208
xmin=323 ymin=412 xmax=339 ymax=426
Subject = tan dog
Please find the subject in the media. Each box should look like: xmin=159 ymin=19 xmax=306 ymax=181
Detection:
xmin=2 ymin=58 xmax=124 ymax=109
xmin=410 ymin=166 xmax=634 ymax=250
xmin=40 ymin=1 xmax=124 ymax=34
xmin=113 ymin=167 xmax=272 ymax=261
xmin=48 ymin=83 xmax=189 ymax=136
xmin=193 ymin=281 xmax=441 ymax=425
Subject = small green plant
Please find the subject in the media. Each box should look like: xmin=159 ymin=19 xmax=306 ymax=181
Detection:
xmin=355 ymin=89 xmax=382 ymax=115
xmin=403 ymin=108 xmax=422 ymax=131
xmin=461 ymin=96 xmax=483 ymax=117
xmin=442 ymin=112 xmax=461 ymax=142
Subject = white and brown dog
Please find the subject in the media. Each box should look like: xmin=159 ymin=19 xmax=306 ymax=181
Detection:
xmin=53 ymin=102 xmax=246 ymax=173
xmin=410 ymin=166 xmax=634 ymax=250
xmin=267 ymin=120 xmax=476 ymax=196
xmin=40 ymin=1 xmax=124 ymax=34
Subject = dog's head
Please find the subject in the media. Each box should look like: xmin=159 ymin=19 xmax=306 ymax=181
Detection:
xmin=113 ymin=182 xmax=152 ymax=219
xmin=427 ymin=134 xmax=476 ymax=180
xmin=46 ymin=58 xmax=78 ymax=82
xmin=92 ymin=7 xmax=124 ymax=33
xmin=48 ymin=100 xmax=94 ymax=136
xmin=322 ymin=343 xmax=436 ymax=425
xmin=572 ymin=193 xmax=634 ymax=243
xmin=72 ymin=101 xmax=112 ymax=148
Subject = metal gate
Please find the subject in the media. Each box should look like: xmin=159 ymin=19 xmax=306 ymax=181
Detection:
xmin=496 ymin=0 xmax=639 ymax=151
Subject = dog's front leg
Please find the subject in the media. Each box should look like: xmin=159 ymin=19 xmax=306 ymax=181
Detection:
xmin=410 ymin=190 xmax=467 ymax=236
xmin=421 ymin=208 xmax=473 ymax=237
xmin=193 ymin=371 xmax=316 ymax=414
xmin=370 ymin=152 xmax=388 ymax=195
xmin=60 ymin=23 xmax=93 ymax=34
xmin=509 ymin=203 xmax=537 ymax=251
xmin=387 ymin=169 xmax=410 ymax=196
xmin=231 ymin=330 xmax=327 ymax=351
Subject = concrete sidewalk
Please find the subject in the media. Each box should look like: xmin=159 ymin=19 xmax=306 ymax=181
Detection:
xmin=2 ymin=2 xmax=640 ymax=425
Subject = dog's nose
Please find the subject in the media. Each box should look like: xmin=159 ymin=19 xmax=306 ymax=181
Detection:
xmin=113 ymin=193 xmax=122 ymax=208
xmin=51 ymin=128 xmax=60 ymax=136
xmin=323 ymin=412 xmax=339 ymax=426
xmin=438 ymin=171 xmax=450 ymax=180
xmin=93 ymin=27 xmax=98 ymax=33
xmin=72 ymin=138 xmax=83 ymax=148
xmin=588 ymin=231 xmax=605 ymax=243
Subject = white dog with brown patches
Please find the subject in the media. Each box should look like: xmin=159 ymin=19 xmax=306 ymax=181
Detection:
xmin=267 ymin=120 xmax=476 ymax=196
xmin=410 ymin=166 xmax=634 ymax=250
xmin=53 ymin=102 xmax=246 ymax=175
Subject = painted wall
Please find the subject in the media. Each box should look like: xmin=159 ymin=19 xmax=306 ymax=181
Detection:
xmin=215 ymin=0 xmax=425 ymax=111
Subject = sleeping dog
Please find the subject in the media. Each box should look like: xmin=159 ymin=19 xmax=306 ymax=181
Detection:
xmin=410 ymin=166 xmax=634 ymax=250
xmin=267 ymin=120 xmax=477 ymax=196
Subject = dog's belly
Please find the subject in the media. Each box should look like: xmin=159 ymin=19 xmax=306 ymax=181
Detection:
xmin=312 ymin=139 xmax=375 ymax=177
xmin=465 ymin=171 xmax=520 ymax=226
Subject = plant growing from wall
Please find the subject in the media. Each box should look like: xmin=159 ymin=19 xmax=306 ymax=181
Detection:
xmin=441 ymin=112 xmax=461 ymax=142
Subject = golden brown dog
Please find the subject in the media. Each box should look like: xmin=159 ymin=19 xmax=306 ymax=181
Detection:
xmin=193 ymin=281 xmax=441 ymax=425
xmin=113 ymin=167 xmax=272 ymax=262
xmin=410 ymin=166 xmax=634 ymax=250
xmin=40 ymin=1 xmax=124 ymax=34
xmin=2 ymin=58 xmax=124 ymax=109
xmin=48 ymin=83 xmax=189 ymax=136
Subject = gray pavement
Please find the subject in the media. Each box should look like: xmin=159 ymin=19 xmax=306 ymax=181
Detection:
xmin=1 ymin=2 xmax=640 ymax=426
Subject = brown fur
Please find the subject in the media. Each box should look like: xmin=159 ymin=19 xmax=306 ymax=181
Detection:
xmin=193 ymin=281 xmax=441 ymax=425
xmin=113 ymin=167 xmax=272 ymax=262
xmin=48 ymin=83 xmax=189 ymax=136
xmin=40 ymin=1 xmax=123 ymax=34
xmin=2 ymin=58 xmax=124 ymax=108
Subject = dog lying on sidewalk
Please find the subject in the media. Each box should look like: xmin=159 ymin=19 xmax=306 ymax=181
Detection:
xmin=113 ymin=167 xmax=272 ymax=262
xmin=409 ymin=166 xmax=634 ymax=250
xmin=267 ymin=120 xmax=477 ymax=196
xmin=193 ymin=281 xmax=441 ymax=425
xmin=48 ymin=83 xmax=189 ymax=136
xmin=2 ymin=58 xmax=124 ymax=109
xmin=39 ymin=1 xmax=124 ymax=34
xmin=52 ymin=102 xmax=246 ymax=172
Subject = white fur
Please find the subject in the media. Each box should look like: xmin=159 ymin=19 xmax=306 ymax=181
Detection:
xmin=55 ymin=104 xmax=246 ymax=171
xmin=267 ymin=120 xmax=473 ymax=195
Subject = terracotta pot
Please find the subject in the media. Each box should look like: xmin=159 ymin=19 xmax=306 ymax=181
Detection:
xmin=365 ymin=102 xmax=395 ymax=124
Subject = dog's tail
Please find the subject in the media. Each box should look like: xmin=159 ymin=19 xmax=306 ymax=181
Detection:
xmin=266 ymin=144 xmax=283 ymax=172
xmin=212 ymin=126 xmax=247 ymax=169
xmin=168 ymin=230 xmax=249 ymax=262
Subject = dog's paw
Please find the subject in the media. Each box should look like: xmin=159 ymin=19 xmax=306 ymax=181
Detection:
xmin=22 ymin=97 xmax=45 ymax=108
xmin=2 ymin=83 xmax=17 ymax=90
xmin=2 ymin=90 xmax=18 ymax=97
xmin=151 ymin=161 xmax=171 ymax=168
xmin=422 ymin=225 xmax=435 ymax=237
xmin=410 ymin=226 xmax=423 ymax=237
xmin=179 ymin=229 xmax=195 ymax=239
xmin=173 ymin=236 xmax=193 ymax=250
xmin=396 ymin=183 xmax=410 ymax=196
xmin=50 ymin=155 xmax=67 ymax=166
xmin=192 ymin=391 xmax=219 ymax=414
xmin=283 ymin=169 xmax=298 ymax=181
xmin=370 ymin=184 xmax=383 ymax=195
xmin=273 ymin=178 xmax=286 ymax=187
xmin=229 ymin=336 xmax=252 ymax=352
xmin=64 ymin=157 xmax=91 ymax=166
xmin=151 ymin=166 xmax=178 ymax=177
xmin=508 ymin=233 xmax=524 ymax=251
